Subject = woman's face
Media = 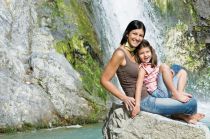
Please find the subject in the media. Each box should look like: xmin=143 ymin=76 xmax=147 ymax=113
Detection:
xmin=138 ymin=47 xmax=152 ymax=63
xmin=126 ymin=29 xmax=144 ymax=48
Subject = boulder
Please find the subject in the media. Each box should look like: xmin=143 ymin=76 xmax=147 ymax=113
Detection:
xmin=0 ymin=0 xmax=92 ymax=129
xmin=103 ymin=104 xmax=210 ymax=139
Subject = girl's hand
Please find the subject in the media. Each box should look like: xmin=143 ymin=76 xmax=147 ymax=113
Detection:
xmin=172 ymin=93 xmax=191 ymax=103
xmin=183 ymin=92 xmax=192 ymax=98
xmin=122 ymin=96 xmax=135 ymax=111
xmin=131 ymin=106 xmax=140 ymax=118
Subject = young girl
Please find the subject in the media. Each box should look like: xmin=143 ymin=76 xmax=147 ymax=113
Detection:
xmin=134 ymin=39 xmax=191 ymax=100
xmin=131 ymin=39 xmax=205 ymax=123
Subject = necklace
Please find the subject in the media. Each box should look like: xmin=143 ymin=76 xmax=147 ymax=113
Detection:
xmin=124 ymin=42 xmax=135 ymax=55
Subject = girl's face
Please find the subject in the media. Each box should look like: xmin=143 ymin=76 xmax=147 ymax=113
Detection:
xmin=138 ymin=47 xmax=152 ymax=63
xmin=126 ymin=29 xmax=144 ymax=48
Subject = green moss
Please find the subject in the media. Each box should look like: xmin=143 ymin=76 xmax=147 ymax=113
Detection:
xmin=189 ymin=1 xmax=199 ymax=22
xmin=55 ymin=36 xmax=107 ymax=101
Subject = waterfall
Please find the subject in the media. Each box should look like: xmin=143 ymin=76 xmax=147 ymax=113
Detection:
xmin=91 ymin=0 xmax=210 ymax=126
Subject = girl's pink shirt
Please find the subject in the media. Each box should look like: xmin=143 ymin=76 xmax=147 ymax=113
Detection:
xmin=139 ymin=63 xmax=159 ymax=93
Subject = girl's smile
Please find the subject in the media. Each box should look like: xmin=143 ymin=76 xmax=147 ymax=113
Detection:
xmin=138 ymin=47 xmax=152 ymax=63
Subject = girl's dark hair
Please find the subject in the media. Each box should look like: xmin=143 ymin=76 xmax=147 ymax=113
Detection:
xmin=120 ymin=20 xmax=146 ymax=45
xmin=135 ymin=39 xmax=157 ymax=67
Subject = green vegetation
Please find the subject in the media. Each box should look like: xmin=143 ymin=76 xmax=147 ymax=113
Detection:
xmin=55 ymin=36 xmax=107 ymax=102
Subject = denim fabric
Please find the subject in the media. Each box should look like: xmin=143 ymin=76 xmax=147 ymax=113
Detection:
xmin=171 ymin=64 xmax=183 ymax=76
xmin=151 ymin=73 xmax=178 ymax=98
xmin=140 ymin=95 xmax=197 ymax=115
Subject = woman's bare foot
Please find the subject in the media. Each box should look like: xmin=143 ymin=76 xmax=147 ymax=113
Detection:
xmin=190 ymin=113 xmax=205 ymax=121
xmin=171 ymin=113 xmax=205 ymax=124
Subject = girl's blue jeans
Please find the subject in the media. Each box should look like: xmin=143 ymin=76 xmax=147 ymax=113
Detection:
xmin=151 ymin=72 xmax=178 ymax=98
xmin=140 ymin=64 xmax=197 ymax=115
xmin=140 ymin=95 xmax=197 ymax=115
xmin=152 ymin=64 xmax=183 ymax=98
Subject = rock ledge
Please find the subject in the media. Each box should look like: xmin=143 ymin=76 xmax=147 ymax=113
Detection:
xmin=103 ymin=104 xmax=210 ymax=139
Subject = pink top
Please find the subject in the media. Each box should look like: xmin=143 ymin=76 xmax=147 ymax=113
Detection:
xmin=140 ymin=63 xmax=159 ymax=93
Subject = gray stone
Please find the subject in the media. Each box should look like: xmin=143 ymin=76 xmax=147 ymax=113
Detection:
xmin=0 ymin=0 xmax=92 ymax=129
xmin=194 ymin=0 xmax=210 ymax=19
xmin=29 ymin=52 xmax=91 ymax=117
xmin=103 ymin=104 xmax=210 ymax=139
xmin=0 ymin=71 xmax=56 ymax=127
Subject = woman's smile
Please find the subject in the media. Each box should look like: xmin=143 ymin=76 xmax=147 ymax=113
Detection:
xmin=127 ymin=29 xmax=144 ymax=47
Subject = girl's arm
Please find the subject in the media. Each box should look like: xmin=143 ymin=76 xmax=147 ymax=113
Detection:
xmin=131 ymin=67 xmax=146 ymax=118
xmin=100 ymin=50 xmax=135 ymax=110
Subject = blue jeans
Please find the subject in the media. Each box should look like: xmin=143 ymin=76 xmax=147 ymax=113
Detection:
xmin=171 ymin=64 xmax=183 ymax=76
xmin=151 ymin=64 xmax=182 ymax=98
xmin=140 ymin=64 xmax=197 ymax=115
xmin=140 ymin=95 xmax=197 ymax=115
xmin=151 ymin=73 xmax=178 ymax=98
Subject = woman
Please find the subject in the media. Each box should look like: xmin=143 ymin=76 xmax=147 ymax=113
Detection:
xmin=100 ymin=20 xmax=204 ymax=124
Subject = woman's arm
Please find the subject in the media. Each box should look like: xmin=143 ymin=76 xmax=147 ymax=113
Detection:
xmin=100 ymin=50 xmax=135 ymax=110
xmin=131 ymin=67 xmax=146 ymax=118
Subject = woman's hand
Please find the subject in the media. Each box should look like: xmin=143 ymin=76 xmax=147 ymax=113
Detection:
xmin=131 ymin=105 xmax=140 ymax=118
xmin=122 ymin=96 xmax=135 ymax=111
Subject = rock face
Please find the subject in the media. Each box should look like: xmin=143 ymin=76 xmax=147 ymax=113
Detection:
xmin=0 ymin=0 xmax=92 ymax=129
xmin=103 ymin=105 xmax=210 ymax=139
xmin=193 ymin=0 xmax=210 ymax=19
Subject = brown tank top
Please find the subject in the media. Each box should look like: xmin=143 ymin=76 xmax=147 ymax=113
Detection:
xmin=116 ymin=48 xmax=148 ymax=100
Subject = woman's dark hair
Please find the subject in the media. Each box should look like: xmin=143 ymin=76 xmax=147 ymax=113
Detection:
xmin=120 ymin=20 xmax=146 ymax=45
xmin=135 ymin=39 xmax=157 ymax=67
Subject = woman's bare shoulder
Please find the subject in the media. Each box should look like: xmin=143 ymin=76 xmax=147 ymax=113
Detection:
xmin=107 ymin=46 xmax=126 ymax=66
xmin=112 ymin=46 xmax=125 ymax=59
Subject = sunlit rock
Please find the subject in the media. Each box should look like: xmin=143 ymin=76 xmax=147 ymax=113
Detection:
xmin=103 ymin=105 xmax=210 ymax=139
